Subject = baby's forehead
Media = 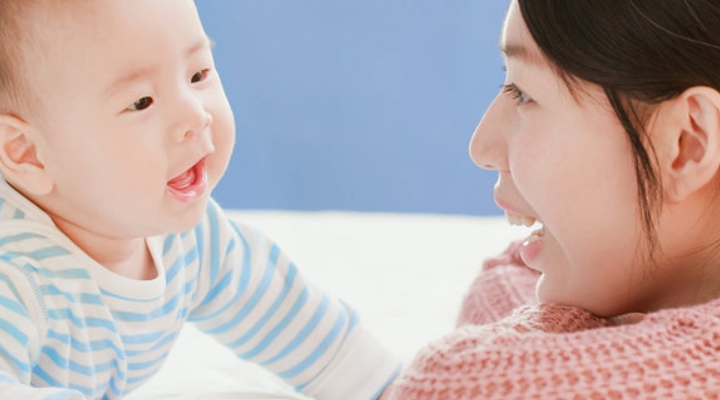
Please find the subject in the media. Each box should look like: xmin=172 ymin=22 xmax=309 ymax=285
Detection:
xmin=17 ymin=1 xmax=208 ymax=87
xmin=12 ymin=0 xmax=88 ymax=25
xmin=0 ymin=0 xmax=208 ymax=117
xmin=10 ymin=1 xmax=94 ymax=52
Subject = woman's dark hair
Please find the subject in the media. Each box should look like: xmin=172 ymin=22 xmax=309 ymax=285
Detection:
xmin=518 ymin=0 xmax=720 ymax=259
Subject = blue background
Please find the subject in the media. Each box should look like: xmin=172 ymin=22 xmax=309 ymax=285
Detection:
xmin=196 ymin=1 xmax=508 ymax=216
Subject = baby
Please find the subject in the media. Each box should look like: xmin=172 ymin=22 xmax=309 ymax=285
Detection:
xmin=0 ymin=0 xmax=399 ymax=399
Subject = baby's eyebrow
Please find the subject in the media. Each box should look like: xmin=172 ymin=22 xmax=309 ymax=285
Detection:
xmin=187 ymin=35 xmax=214 ymax=56
xmin=103 ymin=36 xmax=214 ymax=98
xmin=103 ymin=66 xmax=156 ymax=99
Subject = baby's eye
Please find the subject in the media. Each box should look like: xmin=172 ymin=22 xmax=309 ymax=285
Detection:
xmin=127 ymin=96 xmax=154 ymax=111
xmin=191 ymin=69 xmax=211 ymax=84
xmin=502 ymin=83 xmax=532 ymax=106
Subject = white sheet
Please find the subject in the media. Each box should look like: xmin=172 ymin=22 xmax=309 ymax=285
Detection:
xmin=126 ymin=210 xmax=524 ymax=400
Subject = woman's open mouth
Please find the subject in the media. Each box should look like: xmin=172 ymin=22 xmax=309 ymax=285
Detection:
xmin=506 ymin=212 xmax=545 ymax=265
xmin=506 ymin=213 xmax=545 ymax=241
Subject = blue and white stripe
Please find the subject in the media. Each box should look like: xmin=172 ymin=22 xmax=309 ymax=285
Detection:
xmin=0 ymin=181 xmax=400 ymax=400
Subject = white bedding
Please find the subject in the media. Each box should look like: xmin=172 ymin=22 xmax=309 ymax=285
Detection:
xmin=126 ymin=210 xmax=524 ymax=400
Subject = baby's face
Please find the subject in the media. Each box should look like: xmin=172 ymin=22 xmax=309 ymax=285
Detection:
xmin=18 ymin=0 xmax=235 ymax=238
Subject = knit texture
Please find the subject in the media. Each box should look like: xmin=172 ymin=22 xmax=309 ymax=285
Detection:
xmin=457 ymin=240 xmax=539 ymax=326
xmin=392 ymin=242 xmax=720 ymax=399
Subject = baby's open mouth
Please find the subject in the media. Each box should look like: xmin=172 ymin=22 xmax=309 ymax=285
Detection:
xmin=167 ymin=159 xmax=208 ymax=201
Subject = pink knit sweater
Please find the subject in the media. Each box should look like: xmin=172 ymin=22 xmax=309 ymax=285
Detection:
xmin=391 ymin=241 xmax=720 ymax=399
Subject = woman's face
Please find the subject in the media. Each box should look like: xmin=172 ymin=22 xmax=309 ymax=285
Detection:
xmin=469 ymin=0 xmax=651 ymax=317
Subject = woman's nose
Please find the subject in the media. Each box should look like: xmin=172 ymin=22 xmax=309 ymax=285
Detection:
xmin=469 ymin=95 xmax=510 ymax=171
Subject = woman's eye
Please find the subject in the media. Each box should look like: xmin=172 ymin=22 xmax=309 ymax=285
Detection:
xmin=127 ymin=96 xmax=154 ymax=111
xmin=191 ymin=69 xmax=210 ymax=84
xmin=502 ymin=83 xmax=532 ymax=106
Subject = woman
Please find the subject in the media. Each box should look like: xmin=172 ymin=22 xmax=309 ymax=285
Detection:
xmin=385 ymin=0 xmax=720 ymax=398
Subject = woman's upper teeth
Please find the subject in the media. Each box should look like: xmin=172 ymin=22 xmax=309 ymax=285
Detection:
xmin=506 ymin=213 xmax=537 ymax=227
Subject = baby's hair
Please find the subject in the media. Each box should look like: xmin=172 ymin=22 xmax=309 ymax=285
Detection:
xmin=0 ymin=0 xmax=41 ymax=116
xmin=518 ymin=0 xmax=720 ymax=262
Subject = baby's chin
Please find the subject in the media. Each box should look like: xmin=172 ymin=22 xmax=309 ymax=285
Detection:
xmin=160 ymin=198 xmax=212 ymax=235
xmin=171 ymin=214 xmax=208 ymax=234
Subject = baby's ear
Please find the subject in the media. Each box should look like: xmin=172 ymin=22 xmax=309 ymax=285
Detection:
xmin=0 ymin=114 xmax=53 ymax=195
xmin=656 ymin=86 xmax=720 ymax=203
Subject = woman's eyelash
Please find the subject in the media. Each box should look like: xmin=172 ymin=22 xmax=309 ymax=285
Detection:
xmin=501 ymin=83 xmax=532 ymax=105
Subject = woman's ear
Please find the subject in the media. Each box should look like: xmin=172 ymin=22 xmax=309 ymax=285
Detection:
xmin=656 ymin=86 xmax=720 ymax=203
xmin=0 ymin=114 xmax=53 ymax=196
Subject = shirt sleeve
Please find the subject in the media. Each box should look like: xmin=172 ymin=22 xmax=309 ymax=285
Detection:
xmin=188 ymin=201 xmax=401 ymax=400
xmin=0 ymin=263 xmax=86 ymax=400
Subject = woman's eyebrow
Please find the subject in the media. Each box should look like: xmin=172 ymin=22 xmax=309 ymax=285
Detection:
xmin=500 ymin=42 xmax=542 ymax=65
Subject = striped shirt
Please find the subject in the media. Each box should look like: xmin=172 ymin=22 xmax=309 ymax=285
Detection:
xmin=0 ymin=180 xmax=400 ymax=400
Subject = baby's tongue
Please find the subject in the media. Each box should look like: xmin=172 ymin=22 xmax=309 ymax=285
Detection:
xmin=168 ymin=168 xmax=195 ymax=190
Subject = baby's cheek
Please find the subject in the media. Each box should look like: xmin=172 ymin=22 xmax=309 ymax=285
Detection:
xmin=210 ymin=129 xmax=235 ymax=183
